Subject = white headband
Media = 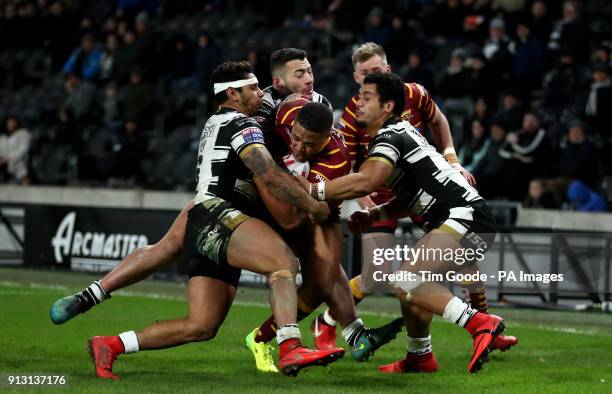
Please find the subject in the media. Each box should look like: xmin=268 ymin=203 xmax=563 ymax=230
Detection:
xmin=213 ymin=77 xmax=258 ymax=94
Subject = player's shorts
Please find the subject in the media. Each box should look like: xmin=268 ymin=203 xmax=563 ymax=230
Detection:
xmin=435 ymin=200 xmax=496 ymax=262
xmin=184 ymin=197 xmax=250 ymax=287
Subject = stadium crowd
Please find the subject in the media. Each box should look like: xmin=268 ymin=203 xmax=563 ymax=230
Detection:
xmin=1 ymin=0 xmax=611 ymax=212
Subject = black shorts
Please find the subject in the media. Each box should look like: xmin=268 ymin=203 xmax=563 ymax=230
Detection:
xmin=435 ymin=200 xmax=497 ymax=262
xmin=184 ymin=198 xmax=250 ymax=288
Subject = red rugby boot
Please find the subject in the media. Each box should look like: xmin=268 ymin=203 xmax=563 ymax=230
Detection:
xmin=378 ymin=352 xmax=439 ymax=374
xmin=277 ymin=338 xmax=345 ymax=376
xmin=465 ymin=313 xmax=505 ymax=373
xmin=311 ymin=314 xmax=337 ymax=350
xmin=87 ymin=336 xmax=124 ymax=380
xmin=491 ymin=334 xmax=518 ymax=352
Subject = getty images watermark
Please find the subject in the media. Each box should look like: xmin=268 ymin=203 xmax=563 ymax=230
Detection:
xmin=358 ymin=232 xmax=580 ymax=294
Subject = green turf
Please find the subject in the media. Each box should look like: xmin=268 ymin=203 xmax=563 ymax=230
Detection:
xmin=0 ymin=268 xmax=610 ymax=393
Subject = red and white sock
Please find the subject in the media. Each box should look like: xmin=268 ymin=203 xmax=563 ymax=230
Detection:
xmin=442 ymin=296 xmax=477 ymax=327
xmin=118 ymin=331 xmax=140 ymax=353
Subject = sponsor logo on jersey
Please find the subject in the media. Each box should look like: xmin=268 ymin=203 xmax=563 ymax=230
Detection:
xmin=241 ymin=127 xmax=264 ymax=143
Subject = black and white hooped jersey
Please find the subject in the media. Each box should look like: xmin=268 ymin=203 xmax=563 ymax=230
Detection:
xmin=194 ymin=107 xmax=265 ymax=210
xmin=367 ymin=118 xmax=482 ymax=221
xmin=255 ymin=86 xmax=332 ymax=133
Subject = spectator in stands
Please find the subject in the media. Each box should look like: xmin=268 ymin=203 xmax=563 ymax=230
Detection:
xmin=363 ymin=7 xmax=389 ymax=47
xmin=103 ymin=16 xmax=118 ymax=38
xmin=385 ymin=16 xmax=416 ymax=68
xmin=116 ymin=0 xmax=158 ymax=20
xmin=548 ymin=0 xmax=590 ymax=64
xmin=62 ymin=33 xmax=103 ymax=81
xmin=459 ymin=118 xmax=489 ymax=172
xmin=194 ymin=32 xmax=220 ymax=91
xmin=523 ymin=178 xmax=566 ymax=209
xmin=0 ymin=3 xmax=20 ymax=50
xmin=462 ymin=0 xmax=495 ymax=44
xmin=57 ymin=74 xmax=97 ymax=151
xmin=44 ymin=1 xmax=78 ymax=71
xmin=472 ymin=119 xmax=509 ymax=199
xmin=496 ymin=90 xmax=525 ymax=132
xmin=102 ymin=83 xmax=121 ymax=128
xmin=106 ymin=118 xmax=148 ymax=184
xmin=465 ymin=53 xmax=497 ymax=108
xmin=437 ymin=47 xmax=474 ymax=137
xmin=585 ymin=64 xmax=612 ymax=137
xmin=120 ymin=67 xmax=156 ymax=129
xmin=557 ymin=122 xmax=599 ymax=187
xmin=0 ymin=115 xmax=31 ymax=184
xmin=541 ymin=51 xmax=589 ymax=120
xmin=163 ymin=34 xmax=195 ymax=81
xmin=133 ymin=11 xmax=157 ymax=75
xmin=112 ymin=30 xmax=141 ymax=82
xmin=398 ymin=51 xmax=434 ymax=94
xmin=60 ymin=73 xmax=97 ymax=124
xmin=482 ymin=17 xmax=514 ymax=95
xmin=510 ymin=19 xmax=548 ymax=95
xmin=527 ymin=0 xmax=553 ymax=45
xmin=100 ymin=34 xmax=119 ymax=82
xmin=567 ymin=180 xmax=608 ymax=212
xmin=499 ymin=111 xmax=552 ymax=200
xmin=591 ymin=45 xmax=610 ymax=67
xmin=423 ymin=0 xmax=467 ymax=41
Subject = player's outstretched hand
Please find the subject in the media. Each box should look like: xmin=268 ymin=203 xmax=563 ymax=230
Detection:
xmin=309 ymin=201 xmax=331 ymax=224
xmin=455 ymin=164 xmax=476 ymax=186
xmin=348 ymin=209 xmax=374 ymax=234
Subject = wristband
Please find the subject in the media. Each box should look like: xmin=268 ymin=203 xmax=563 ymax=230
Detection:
xmin=309 ymin=183 xmax=319 ymax=199
xmin=316 ymin=181 xmax=326 ymax=201
xmin=443 ymin=147 xmax=459 ymax=164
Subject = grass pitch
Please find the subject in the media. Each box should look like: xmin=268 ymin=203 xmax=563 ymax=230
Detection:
xmin=0 ymin=267 xmax=610 ymax=393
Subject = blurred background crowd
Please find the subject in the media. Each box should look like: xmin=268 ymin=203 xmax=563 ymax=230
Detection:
xmin=1 ymin=0 xmax=611 ymax=212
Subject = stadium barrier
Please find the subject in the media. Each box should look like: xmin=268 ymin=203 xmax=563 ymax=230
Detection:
xmin=1 ymin=185 xmax=610 ymax=306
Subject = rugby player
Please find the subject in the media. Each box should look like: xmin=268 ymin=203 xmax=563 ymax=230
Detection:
xmin=245 ymin=97 xmax=403 ymax=372
xmin=312 ymin=43 xmax=517 ymax=360
xmin=83 ymin=61 xmax=344 ymax=379
xmin=49 ymin=48 xmax=331 ymax=326
xmin=309 ymin=72 xmax=507 ymax=374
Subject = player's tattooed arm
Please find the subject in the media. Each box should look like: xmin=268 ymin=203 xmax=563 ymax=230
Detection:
xmin=323 ymin=157 xmax=393 ymax=201
xmin=241 ymin=146 xmax=329 ymax=221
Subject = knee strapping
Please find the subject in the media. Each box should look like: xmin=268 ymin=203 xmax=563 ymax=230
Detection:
xmin=391 ymin=271 xmax=425 ymax=302
xmin=268 ymin=269 xmax=296 ymax=286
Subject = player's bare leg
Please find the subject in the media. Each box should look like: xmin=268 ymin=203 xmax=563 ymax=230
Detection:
xmin=50 ymin=202 xmax=192 ymax=324
xmin=228 ymin=218 xmax=345 ymax=375
xmin=391 ymin=229 xmax=505 ymax=373
xmin=250 ymin=224 xmax=402 ymax=364
xmin=379 ymin=303 xmax=438 ymax=373
xmin=88 ymin=276 xmax=234 ymax=380
xmin=88 ymin=216 xmax=343 ymax=379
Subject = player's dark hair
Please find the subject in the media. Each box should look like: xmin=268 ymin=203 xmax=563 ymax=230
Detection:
xmin=295 ymin=102 xmax=332 ymax=134
xmin=270 ymin=48 xmax=307 ymax=75
xmin=363 ymin=72 xmax=405 ymax=117
xmin=210 ymin=61 xmax=254 ymax=106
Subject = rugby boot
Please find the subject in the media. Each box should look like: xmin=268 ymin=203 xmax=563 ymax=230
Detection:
xmin=277 ymin=338 xmax=345 ymax=376
xmin=465 ymin=313 xmax=505 ymax=373
xmin=378 ymin=351 xmax=439 ymax=374
xmin=245 ymin=328 xmax=279 ymax=373
xmin=310 ymin=314 xmax=337 ymax=350
xmin=350 ymin=318 xmax=404 ymax=362
xmin=491 ymin=334 xmax=518 ymax=352
xmin=88 ymin=336 xmax=123 ymax=380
